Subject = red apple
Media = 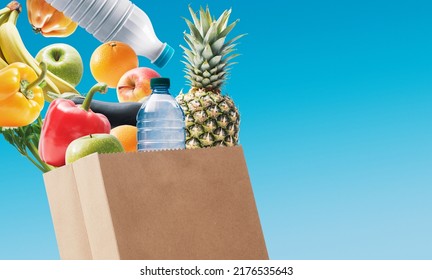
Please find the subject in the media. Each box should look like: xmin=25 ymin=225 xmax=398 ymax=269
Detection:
xmin=116 ymin=67 xmax=160 ymax=102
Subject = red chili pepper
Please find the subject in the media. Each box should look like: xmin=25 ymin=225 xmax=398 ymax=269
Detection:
xmin=39 ymin=83 xmax=111 ymax=167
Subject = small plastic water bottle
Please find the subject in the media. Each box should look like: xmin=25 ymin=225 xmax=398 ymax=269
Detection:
xmin=45 ymin=0 xmax=174 ymax=67
xmin=137 ymin=78 xmax=185 ymax=151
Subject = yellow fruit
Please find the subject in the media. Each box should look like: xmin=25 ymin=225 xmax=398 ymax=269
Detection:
xmin=27 ymin=0 xmax=78 ymax=37
xmin=110 ymin=125 xmax=138 ymax=152
xmin=90 ymin=41 xmax=138 ymax=88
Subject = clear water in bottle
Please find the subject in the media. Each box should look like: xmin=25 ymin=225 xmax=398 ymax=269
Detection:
xmin=137 ymin=78 xmax=185 ymax=151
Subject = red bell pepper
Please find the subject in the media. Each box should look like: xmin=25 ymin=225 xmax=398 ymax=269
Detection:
xmin=39 ymin=83 xmax=111 ymax=167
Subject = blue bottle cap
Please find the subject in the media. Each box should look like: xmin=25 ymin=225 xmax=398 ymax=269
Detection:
xmin=153 ymin=44 xmax=175 ymax=68
xmin=150 ymin=77 xmax=170 ymax=88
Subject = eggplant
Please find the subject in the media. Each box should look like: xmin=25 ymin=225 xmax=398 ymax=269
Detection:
xmin=71 ymin=97 xmax=142 ymax=128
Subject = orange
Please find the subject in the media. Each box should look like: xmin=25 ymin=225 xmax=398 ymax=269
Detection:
xmin=110 ymin=125 xmax=138 ymax=152
xmin=90 ymin=41 xmax=139 ymax=88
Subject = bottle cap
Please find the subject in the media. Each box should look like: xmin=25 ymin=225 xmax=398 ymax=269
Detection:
xmin=150 ymin=78 xmax=170 ymax=88
xmin=153 ymin=44 xmax=175 ymax=68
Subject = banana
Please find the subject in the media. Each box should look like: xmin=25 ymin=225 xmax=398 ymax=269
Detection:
xmin=0 ymin=16 xmax=78 ymax=100
xmin=0 ymin=54 xmax=7 ymax=69
xmin=46 ymin=70 xmax=79 ymax=97
xmin=0 ymin=58 xmax=7 ymax=69
xmin=0 ymin=14 xmax=9 ymax=26
xmin=0 ymin=6 xmax=11 ymax=23
xmin=0 ymin=21 xmax=59 ymax=95
xmin=0 ymin=6 xmax=10 ymax=69
xmin=0 ymin=44 xmax=7 ymax=69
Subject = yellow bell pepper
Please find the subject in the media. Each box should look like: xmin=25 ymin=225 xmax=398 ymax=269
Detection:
xmin=26 ymin=0 xmax=77 ymax=37
xmin=0 ymin=62 xmax=45 ymax=127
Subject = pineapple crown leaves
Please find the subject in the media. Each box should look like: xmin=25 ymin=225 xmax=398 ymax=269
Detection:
xmin=180 ymin=5 xmax=246 ymax=91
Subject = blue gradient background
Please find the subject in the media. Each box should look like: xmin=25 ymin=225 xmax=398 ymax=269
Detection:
xmin=1 ymin=0 xmax=432 ymax=259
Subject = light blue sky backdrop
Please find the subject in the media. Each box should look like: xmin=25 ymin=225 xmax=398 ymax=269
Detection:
xmin=1 ymin=0 xmax=431 ymax=259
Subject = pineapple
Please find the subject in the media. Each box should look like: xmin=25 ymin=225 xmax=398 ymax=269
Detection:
xmin=176 ymin=6 xmax=245 ymax=149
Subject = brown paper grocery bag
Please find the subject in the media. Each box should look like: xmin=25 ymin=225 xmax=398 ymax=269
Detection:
xmin=43 ymin=146 xmax=268 ymax=260
xmin=44 ymin=165 xmax=92 ymax=259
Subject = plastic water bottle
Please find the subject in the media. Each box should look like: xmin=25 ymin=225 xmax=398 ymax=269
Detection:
xmin=137 ymin=78 xmax=185 ymax=151
xmin=45 ymin=0 xmax=174 ymax=67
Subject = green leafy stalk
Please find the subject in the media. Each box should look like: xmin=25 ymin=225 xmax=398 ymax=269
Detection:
xmin=81 ymin=82 xmax=108 ymax=111
xmin=0 ymin=117 xmax=54 ymax=173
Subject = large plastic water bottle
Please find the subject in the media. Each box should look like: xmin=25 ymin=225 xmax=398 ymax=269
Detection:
xmin=45 ymin=0 xmax=174 ymax=67
xmin=137 ymin=78 xmax=185 ymax=151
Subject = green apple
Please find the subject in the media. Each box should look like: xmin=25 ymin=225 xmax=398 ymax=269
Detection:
xmin=36 ymin=43 xmax=84 ymax=87
xmin=65 ymin=134 xmax=124 ymax=164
